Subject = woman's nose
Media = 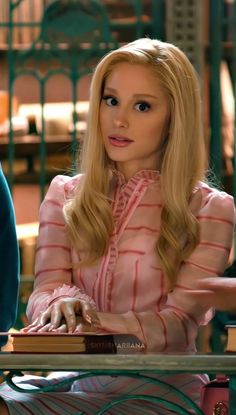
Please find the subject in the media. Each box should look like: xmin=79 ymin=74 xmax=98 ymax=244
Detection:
xmin=113 ymin=111 xmax=129 ymax=128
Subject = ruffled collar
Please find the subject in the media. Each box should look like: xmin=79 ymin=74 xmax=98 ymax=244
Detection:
xmin=112 ymin=168 xmax=161 ymax=186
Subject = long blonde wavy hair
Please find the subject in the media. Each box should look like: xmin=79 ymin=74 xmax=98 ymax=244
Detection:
xmin=63 ymin=38 xmax=207 ymax=288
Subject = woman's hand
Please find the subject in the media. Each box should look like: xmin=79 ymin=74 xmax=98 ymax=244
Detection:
xmin=22 ymin=297 xmax=96 ymax=333
xmin=46 ymin=316 xmax=99 ymax=334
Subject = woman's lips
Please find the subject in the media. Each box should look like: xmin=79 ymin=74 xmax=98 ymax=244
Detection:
xmin=108 ymin=135 xmax=133 ymax=147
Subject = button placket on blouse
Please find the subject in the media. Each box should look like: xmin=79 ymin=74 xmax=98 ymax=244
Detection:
xmin=95 ymin=174 xmax=160 ymax=310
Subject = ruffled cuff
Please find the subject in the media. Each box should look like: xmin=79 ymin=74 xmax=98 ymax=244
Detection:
xmin=46 ymin=284 xmax=96 ymax=309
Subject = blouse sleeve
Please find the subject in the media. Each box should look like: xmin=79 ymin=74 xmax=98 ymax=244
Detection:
xmin=0 ymin=167 xmax=19 ymax=344
xmin=26 ymin=175 xmax=94 ymax=322
xmin=95 ymin=188 xmax=236 ymax=352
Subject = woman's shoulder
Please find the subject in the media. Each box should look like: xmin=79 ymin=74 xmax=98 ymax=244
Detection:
xmin=195 ymin=181 xmax=235 ymax=221
xmin=45 ymin=173 xmax=84 ymax=200
xmin=197 ymin=181 xmax=234 ymax=203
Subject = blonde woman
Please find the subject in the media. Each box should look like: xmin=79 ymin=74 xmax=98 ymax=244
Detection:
xmin=0 ymin=38 xmax=235 ymax=415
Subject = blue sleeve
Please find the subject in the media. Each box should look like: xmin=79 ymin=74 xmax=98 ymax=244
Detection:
xmin=0 ymin=167 xmax=19 ymax=346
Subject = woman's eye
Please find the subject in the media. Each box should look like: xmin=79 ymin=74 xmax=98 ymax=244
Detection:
xmin=103 ymin=96 xmax=118 ymax=106
xmin=135 ymin=102 xmax=150 ymax=112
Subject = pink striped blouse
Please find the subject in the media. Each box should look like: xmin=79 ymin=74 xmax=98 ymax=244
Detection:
xmin=27 ymin=170 xmax=235 ymax=352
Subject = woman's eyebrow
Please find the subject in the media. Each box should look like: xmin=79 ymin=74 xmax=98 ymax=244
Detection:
xmin=103 ymin=87 xmax=158 ymax=100
xmin=103 ymin=87 xmax=117 ymax=94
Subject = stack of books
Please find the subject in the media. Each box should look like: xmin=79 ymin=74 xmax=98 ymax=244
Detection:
xmin=2 ymin=332 xmax=145 ymax=354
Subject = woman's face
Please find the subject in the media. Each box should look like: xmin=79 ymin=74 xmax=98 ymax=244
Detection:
xmin=99 ymin=62 xmax=170 ymax=180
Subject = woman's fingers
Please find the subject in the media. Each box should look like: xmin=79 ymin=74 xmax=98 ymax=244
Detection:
xmin=21 ymin=315 xmax=49 ymax=332
xmin=81 ymin=302 xmax=93 ymax=324
xmin=60 ymin=302 xmax=77 ymax=333
xmin=22 ymin=298 xmax=96 ymax=334
xmin=49 ymin=299 xmax=81 ymax=333
xmin=51 ymin=324 xmax=67 ymax=333
xmin=49 ymin=305 xmax=64 ymax=329
xmin=37 ymin=309 xmax=53 ymax=326
xmin=37 ymin=323 xmax=52 ymax=332
xmin=21 ymin=323 xmax=41 ymax=333
xmin=22 ymin=322 xmax=51 ymax=333
xmin=20 ymin=322 xmax=38 ymax=332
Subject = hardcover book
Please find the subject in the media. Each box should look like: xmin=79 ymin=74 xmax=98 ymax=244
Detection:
xmin=5 ymin=332 xmax=145 ymax=354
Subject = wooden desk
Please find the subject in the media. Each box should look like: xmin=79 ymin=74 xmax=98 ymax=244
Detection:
xmin=0 ymin=352 xmax=235 ymax=414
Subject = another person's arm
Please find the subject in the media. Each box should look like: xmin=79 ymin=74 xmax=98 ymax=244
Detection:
xmin=186 ymin=277 xmax=236 ymax=312
xmin=0 ymin=167 xmax=19 ymax=345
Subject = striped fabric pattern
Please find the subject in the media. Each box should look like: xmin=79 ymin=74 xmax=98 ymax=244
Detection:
xmin=28 ymin=172 xmax=235 ymax=351
xmin=1 ymin=371 xmax=208 ymax=414
xmin=1 ymin=170 xmax=235 ymax=414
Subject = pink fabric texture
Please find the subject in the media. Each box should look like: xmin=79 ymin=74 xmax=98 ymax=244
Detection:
xmin=27 ymin=171 xmax=235 ymax=354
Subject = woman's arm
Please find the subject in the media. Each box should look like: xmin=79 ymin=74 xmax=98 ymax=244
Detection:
xmin=26 ymin=175 xmax=95 ymax=331
xmin=0 ymin=167 xmax=19 ymax=344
